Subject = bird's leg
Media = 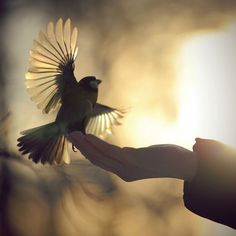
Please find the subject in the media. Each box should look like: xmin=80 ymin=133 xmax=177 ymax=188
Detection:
xmin=72 ymin=144 xmax=77 ymax=152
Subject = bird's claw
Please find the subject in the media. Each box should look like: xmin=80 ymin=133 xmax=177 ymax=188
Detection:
xmin=72 ymin=144 xmax=77 ymax=152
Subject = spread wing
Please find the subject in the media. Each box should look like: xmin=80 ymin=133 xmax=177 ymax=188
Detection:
xmin=26 ymin=18 xmax=78 ymax=114
xmin=86 ymin=103 xmax=126 ymax=138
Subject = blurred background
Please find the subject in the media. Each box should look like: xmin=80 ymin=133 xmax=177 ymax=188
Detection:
xmin=1 ymin=0 xmax=236 ymax=235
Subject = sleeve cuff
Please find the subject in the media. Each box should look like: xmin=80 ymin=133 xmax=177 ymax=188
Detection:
xmin=183 ymin=143 xmax=236 ymax=229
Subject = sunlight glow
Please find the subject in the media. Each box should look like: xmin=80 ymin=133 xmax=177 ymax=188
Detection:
xmin=123 ymin=112 xmax=175 ymax=146
xmin=176 ymin=22 xmax=236 ymax=147
xmin=121 ymin=22 xmax=236 ymax=149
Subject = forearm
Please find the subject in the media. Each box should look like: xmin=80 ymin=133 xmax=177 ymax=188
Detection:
xmin=123 ymin=144 xmax=198 ymax=181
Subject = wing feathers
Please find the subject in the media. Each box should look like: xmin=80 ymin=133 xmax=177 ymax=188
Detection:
xmin=71 ymin=27 xmax=78 ymax=59
xmin=86 ymin=103 xmax=127 ymax=138
xmin=26 ymin=18 xmax=78 ymax=114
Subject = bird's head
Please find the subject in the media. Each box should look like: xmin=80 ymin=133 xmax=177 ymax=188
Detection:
xmin=78 ymin=76 xmax=102 ymax=91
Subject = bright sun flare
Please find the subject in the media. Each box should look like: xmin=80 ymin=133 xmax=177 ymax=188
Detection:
xmin=176 ymin=22 xmax=236 ymax=147
xmin=122 ymin=21 xmax=236 ymax=149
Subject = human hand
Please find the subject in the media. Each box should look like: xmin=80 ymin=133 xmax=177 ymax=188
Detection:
xmin=68 ymin=132 xmax=150 ymax=181
xmin=68 ymin=132 xmax=197 ymax=182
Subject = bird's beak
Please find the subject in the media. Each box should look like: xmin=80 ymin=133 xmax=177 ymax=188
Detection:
xmin=90 ymin=79 xmax=102 ymax=89
xmin=96 ymin=79 xmax=102 ymax=84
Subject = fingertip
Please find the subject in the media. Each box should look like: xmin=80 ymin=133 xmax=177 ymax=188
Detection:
xmin=69 ymin=131 xmax=84 ymax=138
xmin=84 ymin=134 xmax=104 ymax=143
xmin=71 ymin=131 xmax=84 ymax=136
xmin=85 ymin=133 xmax=97 ymax=139
xmin=67 ymin=131 xmax=84 ymax=142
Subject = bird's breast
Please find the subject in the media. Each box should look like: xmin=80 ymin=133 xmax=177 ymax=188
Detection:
xmin=56 ymin=85 xmax=98 ymax=132
xmin=57 ymin=99 xmax=93 ymax=123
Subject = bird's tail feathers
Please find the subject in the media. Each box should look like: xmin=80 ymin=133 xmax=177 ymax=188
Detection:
xmin=17 ymin=122 xmax=70 ymax=165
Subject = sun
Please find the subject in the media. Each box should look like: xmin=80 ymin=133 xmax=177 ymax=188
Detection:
xmin=176 ymin=22 xmax=236 ymax=147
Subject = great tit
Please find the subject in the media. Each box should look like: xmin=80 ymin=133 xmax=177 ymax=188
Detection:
xmin=17 ymin=18 xmax=125 ymax=165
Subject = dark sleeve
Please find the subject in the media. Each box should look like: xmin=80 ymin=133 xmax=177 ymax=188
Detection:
xmin=183 ymin=143 xmax=236 ymax=229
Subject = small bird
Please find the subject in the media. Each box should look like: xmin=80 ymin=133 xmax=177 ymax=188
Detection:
xmin=17 ymin=18 xmax=125 ymax=165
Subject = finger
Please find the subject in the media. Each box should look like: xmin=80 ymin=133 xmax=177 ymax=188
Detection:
xmin=87 ymin=157 xmax=123 ymax=177
xmin=69 ymin=132 xmax=98 ymax=157
xmin=69 ymin=132 xmax=119 ymax=154
xmin=69 ymin=131 xmax=124 ymax=167
xmin=84 ymin=135 xmax=124 ymax=165
xmin=69 ymin=132 xmax=123 ymax=164
xmin=68 ymin=131 xmax=84 ymax=147
xmin=84 ymin=134 xmax=121 ymax=156
xmin=75 ymin=137 xmax=124 ymax=176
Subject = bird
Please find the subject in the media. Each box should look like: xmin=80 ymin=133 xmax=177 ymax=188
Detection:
xmin=17 ymin=18 xmax=126 ymax=165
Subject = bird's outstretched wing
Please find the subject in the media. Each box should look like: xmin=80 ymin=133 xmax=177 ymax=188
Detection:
xmin=86 ymin=103 xmax=126 ymax=138
xmin=26 ymin=18 xmax=78 ymax=114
